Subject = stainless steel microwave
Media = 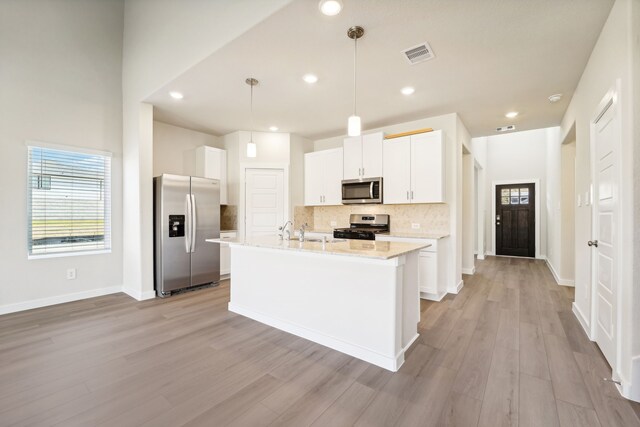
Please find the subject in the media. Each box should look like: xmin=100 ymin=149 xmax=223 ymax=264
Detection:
xmin=341 ymin=177 xmax=383 ymax=204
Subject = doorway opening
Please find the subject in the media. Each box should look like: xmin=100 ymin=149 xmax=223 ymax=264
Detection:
xmin=560 ymin=132 xmax=576 ymax=287
xmin=495 ymin=182 xmax=536 ymax=258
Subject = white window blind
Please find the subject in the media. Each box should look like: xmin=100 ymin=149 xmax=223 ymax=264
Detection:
xmin=27 ymin=145 xmax=111 ymax=256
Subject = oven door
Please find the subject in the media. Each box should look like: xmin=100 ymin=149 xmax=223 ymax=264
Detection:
xmin=341 ymin=178 xmax=382 ymax=204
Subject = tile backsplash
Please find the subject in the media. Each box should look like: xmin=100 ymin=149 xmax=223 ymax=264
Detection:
xmin=294 ymin=204 xmax=449 ymax=236
xmin=221 ymin=205 xmax=237 ymax=231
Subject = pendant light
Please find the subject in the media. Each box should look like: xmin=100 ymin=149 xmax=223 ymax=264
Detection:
xmin=347 ymin=26 xmax=364 ymax=137
xmin=246 ymin=77 xmax=258 ymax=158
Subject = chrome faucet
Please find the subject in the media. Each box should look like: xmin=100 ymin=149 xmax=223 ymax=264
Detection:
xmin=299 ymin=223 xmax=308 ymax=242
xmin=278 ymin=220 xmax=293 ymax=240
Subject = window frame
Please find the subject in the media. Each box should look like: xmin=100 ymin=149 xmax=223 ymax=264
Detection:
xmin=26 ymin=141 xmax=113 ymax=260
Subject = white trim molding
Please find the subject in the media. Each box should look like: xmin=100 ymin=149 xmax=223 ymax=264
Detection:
xmin=122 ymin=287 xmax=156 ymax=301
xmin=0 ymin=286 xmax=123 ymax=316
xmin=572 ymin=302 xmax=592 ymax=339
xmin=491 ymin=179 xmax=541 ymax=259
xmin=545 ymin=259 xmax=575 ymax=287
xmin=461 ymin=267 xmax=476 ymax=275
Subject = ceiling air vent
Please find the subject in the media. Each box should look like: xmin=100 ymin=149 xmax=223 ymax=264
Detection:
xmin=402 ymin=42 xmax=435 ymax=65
xmin=496 ymin=125 xmax=516 ymax=132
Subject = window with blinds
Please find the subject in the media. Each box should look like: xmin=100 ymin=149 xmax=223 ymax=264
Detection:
xmin=27 ymin=144 xmax=112 ymax=257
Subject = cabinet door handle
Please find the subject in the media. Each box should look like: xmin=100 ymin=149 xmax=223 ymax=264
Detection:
xmin=406 ymin=191 xmax=409 ymax=200
xmin=362 ymin=167 xmax=365 ymax=176
xmin=411 ymin=191 xmax=414 ymax=200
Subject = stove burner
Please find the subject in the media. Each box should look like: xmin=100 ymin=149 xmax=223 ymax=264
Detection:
xmin=333 ymin=214 xmax=390 ymax=240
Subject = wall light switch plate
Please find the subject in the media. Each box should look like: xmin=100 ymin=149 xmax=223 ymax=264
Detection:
xmin=411 ymin=223 xmax=420 ymax=229
xmin=577 ymin=195 xmax=582 ymax=207
xmin=67 ymin=268 xmax=76 ymax=280
xmin=330 ymin=221 xmax=337 ymax=227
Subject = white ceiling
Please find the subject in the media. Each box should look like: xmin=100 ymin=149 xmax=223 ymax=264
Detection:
xmin=146 ymin=0 xmax=614 ymax=140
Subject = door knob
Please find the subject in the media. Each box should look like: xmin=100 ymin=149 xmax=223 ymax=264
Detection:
xmin=588 ymin=240 xmax=598 ymax=247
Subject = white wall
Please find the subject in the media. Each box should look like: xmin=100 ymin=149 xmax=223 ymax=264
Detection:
xmin=153 ymin=121 xmax=221 ymax=176
xmin=223 ymin=130 xmax=295 ymax=240
xmin=482 ymin=128 xmax=556 ymax=258
xmin=559 ymin=0 xmax=638 ymax=400
xmin=545 ymin=127 xmax=563 ymax=279
xmin=0 ymin=0 xmax=124 ymax=312
xmin=472 ymin=137 xmax=488 ymax=259
xmin=314 ymin=113 xmax=467 ymax=294
xmin=289 ymin=133 xmax=314 ymax=220
xmin=121 ymin=0 xmax=293 ymax=300
xmin=560 ymin=141 xmax=576 ymax=282
xmin=462 ymin=152 xmax=475 ymax=273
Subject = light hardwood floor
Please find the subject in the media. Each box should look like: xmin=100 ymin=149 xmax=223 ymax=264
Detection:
xmin=1 ymin=257 xmax=640 ymax=426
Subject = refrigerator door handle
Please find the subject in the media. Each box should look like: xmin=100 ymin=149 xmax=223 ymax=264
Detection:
xmin=190 ymin=193 xmax=197 ymax=253
xmin=185 ymin=194 xmax=192 ymax=253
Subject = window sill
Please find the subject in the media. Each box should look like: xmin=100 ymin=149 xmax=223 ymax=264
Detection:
xmin=28 ymin=249 xmax=112 ymax=260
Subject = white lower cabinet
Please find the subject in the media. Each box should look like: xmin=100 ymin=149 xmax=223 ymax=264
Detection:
xmin=220 ymin=231 xmax=237 ymax=277
xmin=376 ymin=235 xmax=448 ymax=301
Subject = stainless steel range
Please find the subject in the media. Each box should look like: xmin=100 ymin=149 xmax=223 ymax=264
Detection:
xmin=333 ymin=214 xmax=390 ymax=240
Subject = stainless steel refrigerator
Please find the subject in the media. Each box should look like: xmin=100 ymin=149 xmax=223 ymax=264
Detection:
xmin=153 ymin=174 xmax=220 ymax=297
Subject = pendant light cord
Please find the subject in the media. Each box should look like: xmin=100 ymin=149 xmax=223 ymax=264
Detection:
xmin=353 ymin=36 xmax=357 ymax=116
xmin=250 ymin=82 xmax=254 ymax=141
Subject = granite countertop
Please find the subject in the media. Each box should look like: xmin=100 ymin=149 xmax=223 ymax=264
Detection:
xmin=382 ymin=232 xmax=450 ymax=239
xmin=206 ymin=236 xmax=430 ymax=260
xmin=220 ymin=229 xmax=238 ymax=233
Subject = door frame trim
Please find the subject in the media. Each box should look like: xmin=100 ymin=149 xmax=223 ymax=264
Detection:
xmin=491 ymin=179 xmax=541 ymax=259
xmin=239 ymin=163 xmax=289 ymax=240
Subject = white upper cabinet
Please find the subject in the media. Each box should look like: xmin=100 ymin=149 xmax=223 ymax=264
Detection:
xmin=410 ymin=131 xmax=445 ymax=203
xmin=305 ymin=148 xmax=343 ymax=206
xmin=343 ymin=132 xmax=383 ymax=180
xmin=382 ymin=130 xmax=445 ymax=204
xmin=195 ymin=146 xmax=228 ymax=205
xmin=382 ymin=136 xmax=411 ymax=204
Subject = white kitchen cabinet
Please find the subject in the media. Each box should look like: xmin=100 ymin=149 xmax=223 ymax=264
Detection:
xmin=195 ymin=146 xmax=228 ymax=205
xmin=343 ymin=132 xmax=383 ymax=180
xmin=376 ymin=235 xmax=448 ymax=301
xmin=304 ymin=148 xmax=343 ymax=206
xmin=382 ymin=130 xmax=445 ymax=204
xmin=219 ymin=231 xmax=237 ymax=277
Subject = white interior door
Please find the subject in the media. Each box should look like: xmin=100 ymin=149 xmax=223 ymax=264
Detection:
xmin=592 ymin=99 xmax=618 ymax=366
xmin=245 ymin=169 xmax=284 ymax=237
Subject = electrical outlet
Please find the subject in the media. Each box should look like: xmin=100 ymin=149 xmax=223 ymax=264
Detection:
xmin=411 ymin=223 xmax=420 ymax=229
xmin=66 ymin=268 xmax=76 ymax=280
xmin=330 ymin=221 xmax=337 ymax=227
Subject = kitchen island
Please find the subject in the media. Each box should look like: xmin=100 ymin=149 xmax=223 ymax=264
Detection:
xmin=207 ymin=236 xmax=430 ymax=371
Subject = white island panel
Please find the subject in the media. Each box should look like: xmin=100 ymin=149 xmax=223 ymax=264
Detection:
xmin=227 ymin=240 xmax=422 ymax=371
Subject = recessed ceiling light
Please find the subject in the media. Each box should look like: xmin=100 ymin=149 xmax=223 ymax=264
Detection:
xmin=505 ymin=111 xmax=519 ymax=118
xmin=169 ymin=91 xmax=184 ymax=100
xmin=548 ymin=93 xmax=563 ymax=103
xmin=269 ymin=126 xmax=279 ymax=132
xmin=318 ymin=0 xmax=343 ymax=16
xmin=303 ymin=74 xmax=318 ymax=84
xmin=401 ymin=87 xmax=415 ymax=96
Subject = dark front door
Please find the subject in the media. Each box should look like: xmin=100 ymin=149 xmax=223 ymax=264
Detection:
xmin=496 ymin=183 xmax=535 ymax=257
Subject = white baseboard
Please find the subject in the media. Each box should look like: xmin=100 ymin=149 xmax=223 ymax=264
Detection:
xmin=420 ymin=290 xmax=447 ymax=302
xmin=545 ymin=259 xmax=575 ymax=287
xmin=486 ymin=251 xmax=494 ymax=256
xmin=572 ymin=302 xmax=592 ymax=339
xmin=626 ymin=356 xmax=640 ymax=402
xmin=0 ymin=286 xmax=123 ymax=316
xmin=461 ymin=266 xmax=476 ymax=275
xmin=447 ymin=279 xmax=464 ymax=295
xmin=229 ymin=302 xmax=408 ymax=372
xmin=122 ymin=287 xmax=156 ymax=301
xmin=477 ymin=253 xmax=485 ymax=260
